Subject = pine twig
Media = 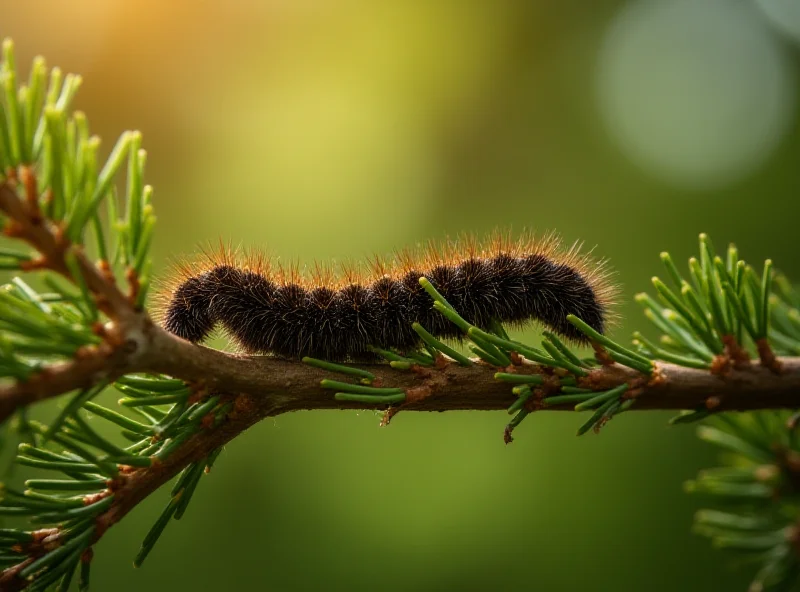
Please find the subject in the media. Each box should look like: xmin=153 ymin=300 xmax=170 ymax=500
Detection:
xmin=5 ymin=322 xmax=800 ymax=425
xmin=0 ymin=180 xmax=133 ymax=320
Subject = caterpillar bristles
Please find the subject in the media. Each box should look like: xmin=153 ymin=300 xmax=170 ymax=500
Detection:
xmin=156 ymin=231 xmax=618 ymax=361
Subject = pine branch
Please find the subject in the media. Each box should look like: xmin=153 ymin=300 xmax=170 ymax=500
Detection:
xmin=84 ymin=335 xmax=800 ymax=416
xmin=0 ymin=176 xmax=146 ymax=422
xmin=0 ymin=180 xmax=134 ymax=319
xmin=5 ymin=307 xmax=800 ymax=424
xmin=2 ymin=323 xmax=800 ymax=590
xmin=0 ymin=403 xmax=264 ymax=592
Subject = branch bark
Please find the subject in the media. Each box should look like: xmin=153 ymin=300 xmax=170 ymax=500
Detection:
xmin=5 ymin=315 xmax=800 ymax=422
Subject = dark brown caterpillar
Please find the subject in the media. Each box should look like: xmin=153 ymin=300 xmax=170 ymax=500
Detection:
xmin=158 ymin=232 xmax=616 ymax=361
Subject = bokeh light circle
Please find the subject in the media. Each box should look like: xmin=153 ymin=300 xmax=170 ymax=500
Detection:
xmin=596 ymin=0 xmax=796 ymax=190
xmin=754 ymin=0 xmax=800 ymax=46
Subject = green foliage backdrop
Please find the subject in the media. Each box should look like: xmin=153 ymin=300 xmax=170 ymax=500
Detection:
xmin=1 ymin=2 xmax=800 ymax=590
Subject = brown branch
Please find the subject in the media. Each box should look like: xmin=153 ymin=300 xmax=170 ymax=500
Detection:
xmin=0 ymin=175 xmax=146 ymax=423
xmin=4 ymin=307 xmax=800 ymax=423
xmin=0 ymin=343 xmax=127 ymax=422
xmin=151 ymin=338 xmax=800 ymax=415
xmin=0 ymin=178 xmax=134 ymax=321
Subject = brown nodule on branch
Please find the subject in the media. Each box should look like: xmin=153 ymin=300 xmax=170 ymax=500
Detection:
xmin=757 ymin=338 xmax=783 ymax=374
xmin=722 ymin=334 xmax=752 ymax=371
xmin=592 ymin=342 xmax=615 ymax=366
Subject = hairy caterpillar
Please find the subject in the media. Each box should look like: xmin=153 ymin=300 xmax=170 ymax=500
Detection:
xmin=159 ymin=232 xmax=616 ymax=361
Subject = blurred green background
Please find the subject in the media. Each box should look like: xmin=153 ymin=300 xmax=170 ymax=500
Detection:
xmin=2 ymin=0 xmax=800 ymax=590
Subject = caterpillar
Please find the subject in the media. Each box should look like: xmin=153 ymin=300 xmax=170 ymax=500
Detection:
xmin=158 ymin=232 xmax=617 ymax=361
